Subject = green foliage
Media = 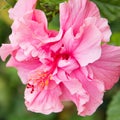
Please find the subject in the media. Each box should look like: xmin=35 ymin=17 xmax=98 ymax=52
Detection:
xmin=107 ymin=90 xmax=120 ymax=120
xmin=48 ymin=14 xmax=60 ymax=30
xmin=36 ymin=0 xmax=66 ymax=22
xmin=92 ymin=0 xmax=120 ymax=22
xmin=0 ymin=0 xmax=16 ymax=9
xmin=110 ymin=20 xmax=120 ymax=33
xmin=5 ymin=0 xmax=16 ymax=7
xmin=0 ymin=0 xmax=9 ymax=10
xmin=0 ymin=19 xmax=11 ymax=45
xmin=109 ymin=32 xmax=120 ymax=46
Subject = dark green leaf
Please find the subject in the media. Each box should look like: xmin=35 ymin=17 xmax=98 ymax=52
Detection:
xmin=92 ymin=0 xmax=120 ymax=22
xmin=110 ymin=20 xmax=120 ymax=33
xmin=107 ymin=90 xmax=120 ymax=120
xmin=0 ymin=19 xmax=11 ymax=45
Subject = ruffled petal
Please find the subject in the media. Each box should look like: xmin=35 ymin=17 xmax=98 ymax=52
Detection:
xmin=60 ymin=83 xmax=89 ymax=114
xmin=59 ymin=69 xmax=104 ymax=116
xmin=62 ymin=28 xmax=80 ymax=52
xmin=7 ymin=57 xmax=41 ymax=84
xmin=87 ymin=44 xmax=120 ymax=90
xmin=73 ymin=70 xmax=104 ymax=116
xmin=58 ymin=57 xmax=79 ymax=74
xmin=9 ymin=0 xmax=37 ymax=20
xmin=60 ymin=0 xmax=100 ymax=33
xmin=0 ymin=44 xmax=13 ymax=61
xmin=73 ymin=24 xmax=102 ymax=66
xmin=84 ymin=17 xmax=112 ymax=42
xmin=25 ymin=80 xmax=63 ymax=114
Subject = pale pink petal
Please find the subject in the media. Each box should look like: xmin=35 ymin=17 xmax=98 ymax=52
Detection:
xmin=53 ymin=69 xmax=68 ymax=84
xmin=73 ymin=70 xmax=104 ymax=116
xmin=58 ymin=57 xmax=79 ymax=74
xmin=15 ymin=49 xmax=28 ymax=61
xmin=60 ymin=83 xmax=89 ymax=114
xmin=61 ymin=28 xmax=80 ymax=52
xmin=73 ymin=24 xmax=102 ymax=66
xmin=80 ymin=79 xmax=104 ymax=116
xmin=9 ymin=0 xmax=37 ymax=20
xmin=87 ymin=44 xmax=120 ymax=90
xmin=54 ymin=70 xmax=90 ymax=115
xmin=10 ymin=11 xmax=60 ymax=47
xmin=59 ymin=73 xmax=102 ymax=116
xmin=7 ymin=57 xmax=41 ymax=84
xmin=95 ymin=18 xmax=112 ymax=42
xmin=84 ymin=17 xmax=112 ymax=42
xmin=33 ymin=10 xmax=48 ymax=29
xmin=60 ymin=0 xmax=100 ymax=33
xmin=44 ymin=29 xmax=63 ymax=43
xmin=23 ymin=10 xmax=61 ymax=43
xmin=55 ymin=69 xmax=84 ymax=94
xmin=25 ymin=81 xmax=63 ymax=114
xmin=0 ymin=44 xmax=13 ymax=61
xmin=62 ymin=76 xmax=87 ymax=95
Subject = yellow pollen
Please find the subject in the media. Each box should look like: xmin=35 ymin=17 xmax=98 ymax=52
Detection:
xmin=28 ymin=70 xmax=52 ymax=92
xmin=45 ymin=79 xmax=49 ymax=86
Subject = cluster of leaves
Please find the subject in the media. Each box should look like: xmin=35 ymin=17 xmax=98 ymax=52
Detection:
xmin=36 ymin=0 xmax=66 ymax=22
xmin=92 ymin=0 xmax=120 ymax=22
xmin=0 ymin=0 xmax=120 ymax=120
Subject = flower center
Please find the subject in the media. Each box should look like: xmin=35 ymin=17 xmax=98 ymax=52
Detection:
xmin=61 ymin=53 xmax=69 ymax=60
xmin=27 ymin=70 xmax=52 ymax=93
xmin=27 ymin=46 xmax=70 ymax=93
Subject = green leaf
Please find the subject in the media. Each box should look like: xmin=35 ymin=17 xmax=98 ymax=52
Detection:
xmin=36 ymin=0 xmax=66 ymax=22
xmin=109 ymin=32 xmax=120 ymax=46
xmin=110 ymin=20 xmax=120 ymax=33
xmin=107 ymin=90 xmax=120 ymax=120
xmin=92 ymin=0 xmax=120 ymax=22
xmin=0 ymin=19 xmax=11 ymax=45
xmin=48 ymin=14 xmax=59 ymax=30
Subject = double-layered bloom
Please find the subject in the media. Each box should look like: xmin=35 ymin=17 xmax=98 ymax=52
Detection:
xmin=0 ymin=0 xmax=120 ymax=116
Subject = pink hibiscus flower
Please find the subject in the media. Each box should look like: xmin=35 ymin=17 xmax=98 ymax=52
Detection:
xmin=0 ymin=0 xmax=120 ymax=116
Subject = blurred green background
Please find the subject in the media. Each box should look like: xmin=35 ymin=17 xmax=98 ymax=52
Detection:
xmin=0 ymin=0 xmax=120 ymax=120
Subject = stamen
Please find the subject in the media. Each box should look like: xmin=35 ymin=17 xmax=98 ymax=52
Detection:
xmin=27 ymin=83 xmax=34 ymax=93
xmin=27 ymin=70 xmax=52 ymax=93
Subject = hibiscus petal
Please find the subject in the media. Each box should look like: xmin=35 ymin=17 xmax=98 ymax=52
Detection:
xmin=84 ymin=17 xmax=112 ymax=42
xmin=9 ymin=0 xmax=37 ymax=20
xmin=80 ymin=79 xmax=104 ymax=116
xmin=87 ymin=44 xmax=120 ymax=90
xmin=59 ymin=69 xmax=104 ymax=116
xmin=73 ymin=70 xmax=104 ymax=116
xmin=0 ymin=44 xmax=13 ymax=61
xmin=58 ymin=57 xmax=79 ymax=74
xmin=73 ymin=24 xmax=102 ymax=66
xmin=62 ymin=28 xmax=80 ymax=52
xmin=7 ymin=57 xmax=41 ymax=84
xmin=33 ymin=10 xmax=48 ymax=29
xmin=60 ymin=83 xmax=89 ymax=114
xmin=25 ymin=81 xmax=63 ymax=114
xmin=60 ymin=0 xmax=100 ymax=33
